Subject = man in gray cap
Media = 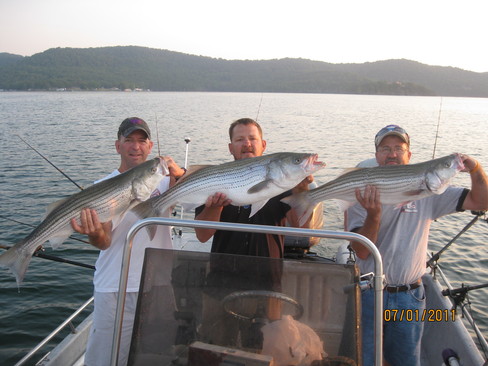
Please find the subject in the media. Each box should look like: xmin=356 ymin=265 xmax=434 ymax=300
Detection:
xmin=347 ymin=124 xmax=488 ymax=366
xmin=72 ymin=117 xmax=186 ymax=366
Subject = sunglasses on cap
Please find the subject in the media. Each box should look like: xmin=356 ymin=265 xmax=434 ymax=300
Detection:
xmin=375 ymin=124 xmax=410 ymax=147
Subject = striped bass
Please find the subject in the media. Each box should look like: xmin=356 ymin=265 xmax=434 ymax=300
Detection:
xmin=282 ymin=153 xmax=464 ymax=225
xmin=0 ymin=157 xmax=166 ymax=285
xmin=131 ymin=152 xmax=325 ymax=224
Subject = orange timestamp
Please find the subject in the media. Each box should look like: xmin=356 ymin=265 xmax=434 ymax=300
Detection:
xmin=383 ymin=308 xmax=456 ymax=322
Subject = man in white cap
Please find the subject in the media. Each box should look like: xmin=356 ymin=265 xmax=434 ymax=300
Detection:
xmin=347 ymin=124 xmax=488 ymax=366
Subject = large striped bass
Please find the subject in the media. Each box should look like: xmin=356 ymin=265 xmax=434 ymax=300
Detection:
xmin=282 ymin=153 xmax=464 ymax=225
xmin=0 ymin=158 xmax=166 ymax=285
xmin=131 ymin=152 xmax=325 ymax=224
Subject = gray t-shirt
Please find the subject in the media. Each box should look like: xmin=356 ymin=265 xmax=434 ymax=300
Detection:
xmin=346 ymin=186 xmax=467 ymax=285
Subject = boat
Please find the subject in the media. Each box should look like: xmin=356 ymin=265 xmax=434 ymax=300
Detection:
xmin=12 ymin=215 xmax=488 ymax=366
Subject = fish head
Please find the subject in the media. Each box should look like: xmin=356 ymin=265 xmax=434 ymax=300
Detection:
xmin=425 ymin=153 xmax=464 ymax=194
xmin=268 ymin=153 xmax=325 ymax=189
xmin=131 ymin=157 xmax=166 ymax=201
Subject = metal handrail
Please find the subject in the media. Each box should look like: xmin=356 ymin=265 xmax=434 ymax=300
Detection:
xmin=111 ymin=218 xmax=384 ymax=366
xmin=14 ymin=296 xmax=94 ymax=366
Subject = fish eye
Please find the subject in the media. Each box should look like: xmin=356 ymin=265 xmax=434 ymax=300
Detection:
xmin=294 ymin=157 xmax=302 ymax=164
xmin=151 ymin=167 xmax=157 ymax=173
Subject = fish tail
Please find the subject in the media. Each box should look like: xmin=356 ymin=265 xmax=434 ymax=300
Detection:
xmin=0 ymin=240 xmax=33 ymax=286
xmin=281 ymin=192 xmax=316 ymax=227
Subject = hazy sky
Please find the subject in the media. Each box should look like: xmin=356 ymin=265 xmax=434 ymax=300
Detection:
xmin=1 ymin=0 xmax=487 ymax=72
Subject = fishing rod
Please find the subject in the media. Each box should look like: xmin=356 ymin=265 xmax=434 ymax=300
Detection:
xmin=0 ymin=214 xmax=90 ymax=245
xmin=430 ymin=210 xmax=486 ymax=264
xmin=0 ymin=244 xmax=95 ymax=270
xmin=426 ymin=210 xmax=485 ymax=269
xmin=155 ymin=114 xmax=161 ymax=156
xmin=432 ymin=97 xmax=443 ymax=159
xmin=16 ymin=134 xmax=83 ymax=191
xmin=255 ymin=93 xmax=264 ymax=122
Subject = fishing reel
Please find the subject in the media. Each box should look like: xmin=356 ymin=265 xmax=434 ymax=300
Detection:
xmin=442 ymin=282 xmax=488 ymax=309
xmin=471 ymin=210 xmax=487 ymax=223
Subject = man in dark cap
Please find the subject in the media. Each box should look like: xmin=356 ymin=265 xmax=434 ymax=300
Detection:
xmin=72 ymin=117 xmax=186 ymax=366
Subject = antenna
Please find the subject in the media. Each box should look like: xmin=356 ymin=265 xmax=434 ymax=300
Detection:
xmin=178 ymin=137 xmax=192 ymax=236
xmin=184 ymin=137 xmax=191 ymax=168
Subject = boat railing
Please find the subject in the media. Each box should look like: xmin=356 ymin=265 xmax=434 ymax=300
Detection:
xmin=112 ymin=217 xmax=385 ymax=366
xmin=14 ymin=296 xmax=94 ymax=366
xmin=430 ymin=255 xmax=488 ymax=355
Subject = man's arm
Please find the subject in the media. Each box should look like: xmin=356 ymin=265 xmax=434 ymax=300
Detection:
xmin=349 ymin=185 xmax=382 ymax=259
xmin=460 ymin=155 xmax=488 ymax=211
xmin=71 ymin=208 xmax=113 ymax=250
xmin=194 ymin=193 xmax=232 ymax=242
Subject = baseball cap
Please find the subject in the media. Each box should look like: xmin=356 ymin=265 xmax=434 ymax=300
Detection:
xmin=374 ymin=124 xmax=409 ymax=148
xmin=117 ymin=117 xmax=151 ymax=139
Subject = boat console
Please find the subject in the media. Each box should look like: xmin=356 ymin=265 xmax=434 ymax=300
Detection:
xmin=127 ymin=248 xmax=361 ymax=366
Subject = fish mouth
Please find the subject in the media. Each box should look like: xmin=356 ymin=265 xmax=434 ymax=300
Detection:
xmin=155 ymin=157 xmax=170 ymax=175
xmin=308 ymin=154 xmax=326 ymax=171
xmin=453 ymin=153 xmax=465 ymax=171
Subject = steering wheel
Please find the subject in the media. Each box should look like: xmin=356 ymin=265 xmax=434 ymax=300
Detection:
xmin=222 ymin=290 xmax=304 ymax=321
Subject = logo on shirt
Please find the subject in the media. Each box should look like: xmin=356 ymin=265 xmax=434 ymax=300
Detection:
xmin=400 ymin=201 xmax=417 ymax=213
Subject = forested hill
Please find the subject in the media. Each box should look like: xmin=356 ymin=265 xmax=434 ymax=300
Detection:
xmin=0 ymin=46 xmax=487 ymax=97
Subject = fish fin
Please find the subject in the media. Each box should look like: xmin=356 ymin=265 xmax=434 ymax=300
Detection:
xmin=0 ymin=240 xmax=33 ymax=286
xmin=248 ymin=180 xmax=273 ymax=194
xmin=405 ymin=189 xmax=425 ymax=196
xmin=48 ymin=230 xmax=73 ymax=249
xmin=43 ymin=197 xmax=69 ymax=220
xmin=147 ymin=226 xmax=157 ymax=240
xmin=339 ymin=167 xmax=361 ymax=176
xmin=131 ymin=200 xmax=156 ymax=219
xmin=281 ymin=192 xmax=316 ymax=226
xmin=187 ymin=165 xmax=212 ymax=175
xmin=175 ymin=165 xmax=213 ymax=184
xmin=250 ymin=200 xmax=269 ymax=217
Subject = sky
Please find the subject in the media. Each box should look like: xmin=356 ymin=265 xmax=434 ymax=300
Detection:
xmin=1 ymin=0 xmax=487 ymax=73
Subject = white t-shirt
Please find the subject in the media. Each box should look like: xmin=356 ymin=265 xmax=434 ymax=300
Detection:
xmin=93 ymin=169 xmax=172 ymax=293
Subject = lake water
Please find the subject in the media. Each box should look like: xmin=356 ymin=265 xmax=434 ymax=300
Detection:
xmin=0 ymin=91 xmax=487 ymax=364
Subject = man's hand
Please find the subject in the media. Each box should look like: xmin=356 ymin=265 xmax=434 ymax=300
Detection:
xmin=355 ymin=185 xmax=382 ymax=217
xmin=203 ymin=192 xmax=232 ymax=208
xmin=160 ymin=156 xmax=186 ymax=179
xmin=71 ymin=208 xmax=111 ymax=249
xmin=292 ymin=175 xmax=314 ymax=194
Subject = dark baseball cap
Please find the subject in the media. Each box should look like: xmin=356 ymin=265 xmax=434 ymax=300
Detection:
xmin=374 ymin=124 xmax=409 ymax=148
xmin=117 ymin=117 xmax=151 ymax=139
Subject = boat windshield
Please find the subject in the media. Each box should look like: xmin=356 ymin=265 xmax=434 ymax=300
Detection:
xmin=127 ymin=248 xmax=361 ymax=366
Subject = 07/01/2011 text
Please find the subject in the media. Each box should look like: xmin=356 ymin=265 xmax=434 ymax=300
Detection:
xmin=383 ymin=308 xmax=456 ymax=322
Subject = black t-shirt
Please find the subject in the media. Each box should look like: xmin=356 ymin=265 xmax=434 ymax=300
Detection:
xmin=194 ymin=191 xmax=292 ymax=258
